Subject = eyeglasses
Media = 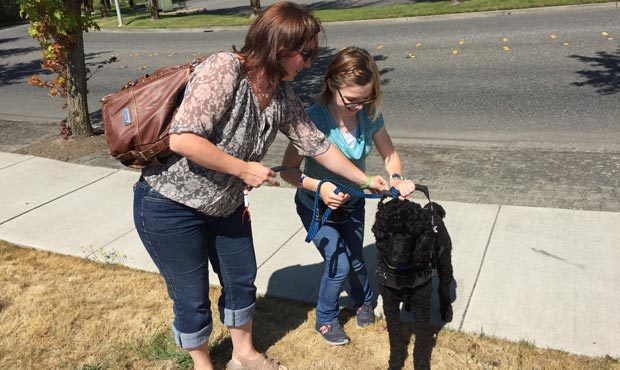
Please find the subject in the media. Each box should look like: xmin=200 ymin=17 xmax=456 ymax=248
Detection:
xmin=337 ymin=88 xmax=376 ymax=109
xmin=298 ymin=47 xmax=318 ymax=63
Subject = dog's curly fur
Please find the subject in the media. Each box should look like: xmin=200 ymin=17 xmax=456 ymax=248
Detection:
xmin=372 ymin=198 xmax=454 ymax=370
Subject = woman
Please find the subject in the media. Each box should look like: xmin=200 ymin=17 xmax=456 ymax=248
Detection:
xmin=280 ymin=47 xmax=416 ymax=346
xmin=133 ymin=3 xmax=388 ymax=370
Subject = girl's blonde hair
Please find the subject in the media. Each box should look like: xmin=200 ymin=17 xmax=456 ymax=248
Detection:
xmin=319 ymin=47 xmax=382 ymax=121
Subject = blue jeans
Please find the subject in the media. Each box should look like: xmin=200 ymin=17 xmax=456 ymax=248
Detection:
xmin=133 ymin=178 xmax=257 ymax=349
xmin=295 ymin=193 xmax=373 ymax=325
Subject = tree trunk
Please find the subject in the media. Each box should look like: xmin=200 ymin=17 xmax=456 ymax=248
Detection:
xmin=128 ymin=0 xmax=135 ymax=8
xmin=84 ymin=0 xmax=93 ymax=13
xmin=250 ymin=0 xmax=261 ymax=17
xmin=103 ymin=0 xmax=112 ymax=10
xmin=151 ymin=0 xmax=159 ymax=19
xmin=66 ymin=0 xmax=93 ymax=137
xmin=99 ymin=0 xmax=108 ymax=18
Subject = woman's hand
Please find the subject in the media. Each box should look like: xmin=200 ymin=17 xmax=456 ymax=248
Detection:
xmin=368 ymin=175 xmax=389 ymax=193
xmin=240 ymin=162 xmax=279 ymax=188
xmin=320 ymin=182 xmax=350 ymax=210
xmin=391 ymin=179 xmax=416 ymax=199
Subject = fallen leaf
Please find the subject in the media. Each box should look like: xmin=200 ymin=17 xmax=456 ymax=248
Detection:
xmin=502 ymin=46 xmax=510 ymax=51
xmin=502 ymin=37 xmax=509 ymax=42
xmin=550 ymin=34 xmax=557 ymax=39
xmin=416 ymin=43 xmax=422 ymax=47
xmin=148 ymin=53 xmax=153 ymax=57
xmin=377 ymin=44 xmax=384 ymax=49
xmin=406 ymin=53 xmax=416 ymax=59
xmin=452 ymin=49 xmax=459 ymax=55
xmin=562 ymin=42 xmax=570 ymax=46
xmin=608 ymin=37 xmax=614 ymax=41
xmin=458 ymin=39 xmax=464 ymax=45
xmin=119 ymin=65 xmax=127 ymax=69
xmin=601 ymin=31 xmax=609 ymax=36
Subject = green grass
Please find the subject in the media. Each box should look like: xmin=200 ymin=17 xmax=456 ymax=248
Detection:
xmin=138 ymin=329 xmax=193 ymax=369
xmin=93 ymin=0 xmax=612 ymax=29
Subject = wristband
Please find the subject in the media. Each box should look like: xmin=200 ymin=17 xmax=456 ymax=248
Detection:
xmin=300 ymin=174 xmax=306 ymax=187
xmin=360 ymin=175 xmax=372 ymax=189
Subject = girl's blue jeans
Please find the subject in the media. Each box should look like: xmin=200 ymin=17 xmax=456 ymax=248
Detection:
xmin=295 ymin=193 xmax=374 ymax=325
xmin=133 ymin=178 xmax=257 ymax=349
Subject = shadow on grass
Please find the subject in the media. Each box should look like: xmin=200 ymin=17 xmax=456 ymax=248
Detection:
xmin=264 ymin=240 xmax=457 ymax=369
xmin=569 ymin=48 xmax=620 ymax=95
xmin=137 ymin=295 xmax=315 ymax=369
xmin=138 ymin=329 xmax=193 ymax=369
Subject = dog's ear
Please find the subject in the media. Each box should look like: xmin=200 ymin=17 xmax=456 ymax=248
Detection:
xmin=425 ymin=202 xmax=446 ymax=219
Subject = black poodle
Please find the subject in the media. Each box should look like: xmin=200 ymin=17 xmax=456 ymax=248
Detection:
xmin=372 ymin=193 xmax=454 ymax=370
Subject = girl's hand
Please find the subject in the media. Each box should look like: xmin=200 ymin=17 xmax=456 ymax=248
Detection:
xmin=391 ymin=179 xmax=416 ymax=199
xmin=320 ymin=182 xmax=350 ymax=210
xmin=368 ymin=175 xmax=389 ymax=192
xmin=240 ymin=162 xmax=279 ymax=188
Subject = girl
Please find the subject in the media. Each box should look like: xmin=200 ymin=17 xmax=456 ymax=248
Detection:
xmin=280 ymin=47 xmax=415 ymax=345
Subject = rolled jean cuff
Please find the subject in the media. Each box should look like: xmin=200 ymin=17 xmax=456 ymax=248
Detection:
xmin=172 ymin=321 xmax=213 ymax=349
xmin=223 ymin=303 xmax=255 ymax=327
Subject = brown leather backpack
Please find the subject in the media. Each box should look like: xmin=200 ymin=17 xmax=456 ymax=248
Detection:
xmin=102 ymin=57 xmax=205 ymax=169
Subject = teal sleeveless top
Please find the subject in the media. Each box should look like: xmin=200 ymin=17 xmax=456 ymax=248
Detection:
xmin=298 ymin=103 xmax=384 ymax=210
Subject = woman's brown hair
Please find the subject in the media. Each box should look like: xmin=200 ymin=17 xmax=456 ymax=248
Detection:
xmin=235 ymin=2 xmax=323 ymax=90
xmin=320 ymin=47 xmax=382 ymax=121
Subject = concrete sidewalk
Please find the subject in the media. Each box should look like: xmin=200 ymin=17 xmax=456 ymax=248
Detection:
xmin=0 ymin=152 xmax=618 ymax=359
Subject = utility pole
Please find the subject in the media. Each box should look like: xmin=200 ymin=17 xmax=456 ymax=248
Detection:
xmin=113 ymin=0 xmax=123 ymax=27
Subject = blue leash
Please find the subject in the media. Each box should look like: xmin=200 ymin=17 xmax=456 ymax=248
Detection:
xmin=305 ymin=180 xmax=400 ymax=243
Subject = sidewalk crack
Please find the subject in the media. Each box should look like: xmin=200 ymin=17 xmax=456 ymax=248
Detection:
xmin=0 ymin=156 xmax=34 ymax=171
xmin=257 ymin=226 xmax=304 ymax=270
xmin=458 ymin=205 xmax=502 ymax=331
xmin=0 ymin=169 xmax=120 ymax=227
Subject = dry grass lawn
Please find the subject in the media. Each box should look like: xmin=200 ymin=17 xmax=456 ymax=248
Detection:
xmin=1 ymin=240 xmax=618 ymax=370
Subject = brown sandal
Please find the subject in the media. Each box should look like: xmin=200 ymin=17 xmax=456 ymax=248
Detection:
xmin=225 ymin=353 xmax=288 ymax=370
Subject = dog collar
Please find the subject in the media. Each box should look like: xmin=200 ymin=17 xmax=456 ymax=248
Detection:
xmin=381 ymin=256 xmax=415 ymax=273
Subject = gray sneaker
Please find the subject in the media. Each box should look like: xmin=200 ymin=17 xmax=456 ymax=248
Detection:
xmin=355 ymin=303 xmax=375 ymax=328
xmin=315 ymin=322 xmax=350 ymax=345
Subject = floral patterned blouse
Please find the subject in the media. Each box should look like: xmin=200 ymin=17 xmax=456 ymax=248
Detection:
xmin=143 ymin=52 xmax=330 ymax=217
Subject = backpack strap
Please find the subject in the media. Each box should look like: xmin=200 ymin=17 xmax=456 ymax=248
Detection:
xmin=115 ymin=137 xmax=170 ymax=167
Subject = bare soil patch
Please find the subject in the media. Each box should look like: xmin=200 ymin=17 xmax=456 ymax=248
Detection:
xmin=13 ymin=133 xmax=109 ymax=163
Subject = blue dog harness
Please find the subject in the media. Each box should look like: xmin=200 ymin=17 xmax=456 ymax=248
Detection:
xmin=374 ymin=185 xmax=443 ymax=290
xmin=304 ymin=179 xmax=399 ymax=243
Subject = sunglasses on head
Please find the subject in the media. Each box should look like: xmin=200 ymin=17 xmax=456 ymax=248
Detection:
xmin=337 ymin=88 xmax=376 ymax=109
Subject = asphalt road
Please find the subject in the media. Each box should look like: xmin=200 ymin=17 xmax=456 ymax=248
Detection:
xmin=1 ymin=3 xmax=619 ymax=150
xmin=1 ymin=4 xmax=619 ymax=211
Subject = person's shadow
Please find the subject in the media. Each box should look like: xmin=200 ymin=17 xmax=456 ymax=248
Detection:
xmin=259 ymin=241 xmax=457 ymax=369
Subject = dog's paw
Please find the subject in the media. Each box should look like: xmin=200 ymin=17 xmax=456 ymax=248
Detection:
xmin=440 ymin=302 xmax=453 ymax=323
